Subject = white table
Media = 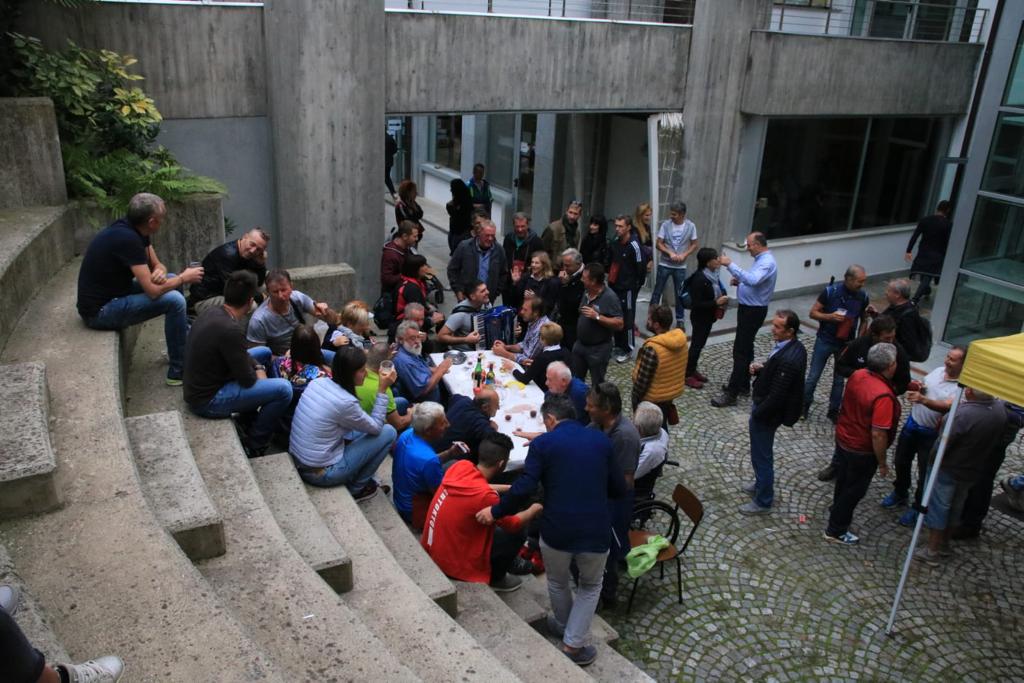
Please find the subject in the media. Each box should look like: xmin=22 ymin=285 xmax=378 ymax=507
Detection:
xmin=430 ymin=350 xmax=546 ymax=469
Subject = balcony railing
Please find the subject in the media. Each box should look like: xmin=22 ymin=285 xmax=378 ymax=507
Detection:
xmin=768 ymin=0 xmax=987 ymax=43
xmin=385 ymin=0 xmax=694 ymax=25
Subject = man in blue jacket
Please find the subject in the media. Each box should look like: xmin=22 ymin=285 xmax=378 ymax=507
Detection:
xmin=477 ymin=395 xmax=626 ymax=668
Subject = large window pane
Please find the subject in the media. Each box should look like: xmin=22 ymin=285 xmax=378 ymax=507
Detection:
xmin=851 ymin=117 xmax=944 ymax=230
xmin=981 ymin=113 xmax=1024 ymax=198
xmin=486 ymin=114 xmax=517 ymax=190
xmin=755 ymin=118 xmax=867 ymax=238
xmin=961 ymin=197 xmax=1024 ymax=281
xmin=432 ymin=115 xmax=461 ymax=170
xmin=1004 ymin=24 xmax=1024 ymax=106
xmin=943 ymin=273 xmax=1024 ymax=345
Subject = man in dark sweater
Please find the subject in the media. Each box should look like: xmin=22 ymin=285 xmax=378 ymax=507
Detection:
xmin=607 ymin=216 xmax=646 ymax=363
xmin=188 ymin=228 xmax=269 ymax=316
xmin=437 ymin=389 xmax=499 ymax=459
xmin=184 ymin=270 xmax=293 ymax=457
xmin=555 ymin=248 xmax=586 ymax=351
xmin=834 ymin=315 xmax=911 ymax=396
xmin=478 ymin=395 xmax=626 ymax=667
xmin=905 ymin=200 xmax=952 ymax=305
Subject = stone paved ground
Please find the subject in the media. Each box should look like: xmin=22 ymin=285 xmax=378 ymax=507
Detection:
xmin=601 ymin=332 xmax=1024 ymax=682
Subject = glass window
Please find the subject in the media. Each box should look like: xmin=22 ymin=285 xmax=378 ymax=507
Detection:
xmin=943 ymin=273 xmax=1024 ymax=346
xmin=961 ymin=196 xmax=1024 ymax=281
xmin=981 ymin=113 xmax=1024 ymax=198
xmin=485 ymin=114 xmax=517 ymax=190
xmin=432 ymin=116 xmax=461 ymax=170
xmin=1004 ymin=23 xmax=1024 ymax=106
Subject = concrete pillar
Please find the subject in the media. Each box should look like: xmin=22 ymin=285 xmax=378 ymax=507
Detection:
xmin=264 ymin=0 xmax=384 ymax=300
xmin=681 ymin=0 xmax=772 ymax=257
xmin=410 ymin=116 xmax=431 ymax=188
xmin=530 ymin=113 xmax=558 ymax=228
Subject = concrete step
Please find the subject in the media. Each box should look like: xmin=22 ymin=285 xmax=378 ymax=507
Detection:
xmin=519 ymin=574 xmax=620 ymax=645
xmin=0 ymin=259 xmax=282 ymax=681
xmin=0 ymin=542 xmax=70 ymax=666
xmin=360 ymin=489 xmax=458 ymax=616
xmin=0 ymin=361 xmax=61 ymax=518
xmin=0 ymin=205 xmax=75 ymax=354
xmin=182 ymin=413 xmax=417 ymax=681
xmin=250 ymin=452 xmax=353 ymax=593
xmin=308 ymin=483 xmax=521 ymax=682
xmin=454 ymin=580 xmax=591 ymax=682
xmin=125 ymin=410 xmax=226 ymax=560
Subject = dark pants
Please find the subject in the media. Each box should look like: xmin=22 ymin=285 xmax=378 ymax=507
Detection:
xmin=448 ymin=230 xmax=469 ymax=256
xmin=749 ymin=410 xmax=778 ymax=508
xmin=911 ymin=273 xmax=935 ymax=303
xmin=892 ymin=424 xmax=938 ymax=502
xmin=572 ymin=339 xmax=612 ymax=386
xmin=385 ymin=163 xmax=396 ymax=195
xmin=491 ymin=527 xmax=527 ymax=583
xmin=612 ymin=286 xmax=639 ymax=354
xmin=686 ymin=316 xmax=714 ymax=376
xmin=960 ymin=433 xmax=1019 ymax=530
xmin=1 ymin=607 xmax=46 ymax=683
xmin=826 ymin=445 xmax=878 ymax=537
xmin=727 ymin=304 xmax=769 ymax=395
xmin=601 ymin=494 xmax=635 ymax=603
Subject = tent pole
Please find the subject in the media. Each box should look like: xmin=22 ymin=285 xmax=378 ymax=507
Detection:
xmin=885 ymin=386 xmax=964 ymax=636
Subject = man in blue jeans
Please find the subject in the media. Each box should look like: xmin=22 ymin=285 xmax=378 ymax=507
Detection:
xmin=77 ymin=192 xmax=204 ymax=386
xmin=183 ymin=270 xmax=292 ymax=457
xmin=651 ymin=201 xmax=699 ymax=329
xmin=803 ymin=265 xmax=871 ymax=423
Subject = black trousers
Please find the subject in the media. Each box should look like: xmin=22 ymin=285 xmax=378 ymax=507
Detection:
xmin=826 ymin=445 xmax=878 ymax=537
xmin=1 ymin=607 xmax=46 ymax=683
xmin=960 ymin=432 xmax=1020 ymax=530
xmin=687 ymin=316 xmax=714 ymax=376
xmin=490 ymin=527 xmax=526 ymax=583
xmin=727 ymin=304 xmax=769 ymax=394
xmin=612 ymin=286 xmax=639 ymax=353
xmin=892 ymin=426 xmax=937 ymax=503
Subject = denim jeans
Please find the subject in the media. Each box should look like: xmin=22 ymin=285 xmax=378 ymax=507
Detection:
xmin=298 ymin=425 xmax=398 ymax=494
xmin=651 ymin=264 xmax=687 ymax=326
xmin=83 ymin=278 xmax=187 ymax=379
xmin=189 ymin=347 xmax=293 ymax=449
xmin=923 ymin=468 xmax=969 ymax=531
xmin=826 ymin=444 xmax=877 ymax=537
xmin=803 ymin=337 xmax=845 ymax=413
xmin=541 ymin=538 xmax=608 ymax=649
xmin=749 ymin=410 xmax=778 ymax=508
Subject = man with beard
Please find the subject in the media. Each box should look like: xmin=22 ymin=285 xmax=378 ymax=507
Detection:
xmin=392 ymin=320 xmax=453 ymax=404
xmin=502 ymin=212 xmax=545 ymax=306
xmin=542 ymin=200 xmax=583 ymax=262
xmin=630 ymin=304 xmax=688 ymax=418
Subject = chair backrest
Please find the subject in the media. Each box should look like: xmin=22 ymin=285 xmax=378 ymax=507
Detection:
xmin=672 ymin=483 xmax=704 ymax=553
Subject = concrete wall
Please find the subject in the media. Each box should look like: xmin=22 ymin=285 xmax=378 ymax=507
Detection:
xmin=17 ymin=3 xmax=266 ymax=119
xmin=385 ymin=12 xmax=690 ymax=114
xmin=742 ymin=31 xmax=982 ymax=116
xmin=603 ymin=116 xmax=651 ymax=216
xmin=0 ymin=99 xmax=66 ymax=210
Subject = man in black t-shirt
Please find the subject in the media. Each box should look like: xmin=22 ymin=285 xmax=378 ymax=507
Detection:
xmin=188 ymin=228 xmax=270 ymax=316
xmin=77 ymin=193 xmax=204 ymax=386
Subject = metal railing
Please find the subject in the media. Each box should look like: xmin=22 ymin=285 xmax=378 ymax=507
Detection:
xmin=385 ymin=0 xmax=694 ymax=25
xmin=767 ymin=0 xmax=987 ymax=43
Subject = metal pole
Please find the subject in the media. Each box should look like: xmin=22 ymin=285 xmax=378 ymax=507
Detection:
xmin=885 ymin=386 xmax=964 ymax=635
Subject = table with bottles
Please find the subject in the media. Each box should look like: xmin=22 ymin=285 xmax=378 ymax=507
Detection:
xmin=429 ymin=350 xmax=546 ymax=470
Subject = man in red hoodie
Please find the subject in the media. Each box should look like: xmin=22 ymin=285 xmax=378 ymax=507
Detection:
xmin=421 ymin=433 xmax=543 ymax=592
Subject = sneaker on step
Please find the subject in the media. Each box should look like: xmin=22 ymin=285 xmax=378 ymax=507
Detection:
xmin=563 ymin=644 xmax=598 ymax=667
xmin=165 ymin=375 xmax=183 ymax=387
xmin=880 ymin=491 xmax=908 ymax=508
xmin=489 ymin=574 xmax=523 ymax=593
xmin=823 ymin=531 xmax=859 ymax=546
xmin=816 ymin=464 xmax=837 ymax=482
xmin=63 ymin=655 xmax=125 ymax=683
xmin=0 ymin=584 xmax=21 ymax=614
xmin=352 ymin=480 xmax=379 ymax=503
xmin=897 ymin=509 xmax=918 ymax=527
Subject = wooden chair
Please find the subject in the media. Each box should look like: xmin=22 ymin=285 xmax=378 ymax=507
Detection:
xmin=626 ymin=483 xmax=704 ymax=613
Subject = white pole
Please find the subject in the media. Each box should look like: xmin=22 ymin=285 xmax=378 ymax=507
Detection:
xmin=885 ymin=386 xmax=965 ymax=635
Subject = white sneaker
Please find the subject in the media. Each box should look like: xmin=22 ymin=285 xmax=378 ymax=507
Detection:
xmin=615 ymin=352 xmax=631 ymax=364
xmin=0 ymin=584 xmax=20 ymax=614
xmin=64 ymin=655 xmax=125 ymax=683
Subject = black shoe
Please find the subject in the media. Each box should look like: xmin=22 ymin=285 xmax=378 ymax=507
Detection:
xmin=508 ymin=556 xmax=535 ymax=576
xmin=720 ymin=384 xmax=749 ymax=396
xmin=817 ymin=464 xmax=837 ymax=482
xmin=826 ymin=409 xmax=839 ymax=424
xmin=711 ymin=392 xmax=737 ymax=408
xmin=352 ymin=480 xmax=380 ymax=503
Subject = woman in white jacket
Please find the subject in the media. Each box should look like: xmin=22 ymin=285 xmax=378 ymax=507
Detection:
xmin=289 ymin=346 xmax=398 ymax=501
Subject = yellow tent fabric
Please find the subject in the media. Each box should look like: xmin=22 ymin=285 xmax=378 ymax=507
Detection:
xmin=959 ymin=333 xmax=1024 ymax=406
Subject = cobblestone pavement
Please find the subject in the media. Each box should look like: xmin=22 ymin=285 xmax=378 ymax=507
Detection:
xmin=601 ymin=332 xmax=1024 ymax=682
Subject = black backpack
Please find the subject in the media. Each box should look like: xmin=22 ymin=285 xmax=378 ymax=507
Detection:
xmin=895 ymin=304 xmax=933 ymax=362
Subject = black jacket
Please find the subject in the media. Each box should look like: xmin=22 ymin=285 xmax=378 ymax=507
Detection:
xmin=751 ymin=340 xmax=808 ymax=428
xmin=607 ymin=236 xmax=645 ymax=292
xmin=447 ymin=239 xmax=509 ymax=303
xmin=687 ymin=269 xmax=724 ymax=325
xmin=580 ymin=231 xmax=609 ymax=267
xmin=555 ymin=268 xmax=585 ymax=343
xmin=836 ymin=334 xmax=911 ymax=395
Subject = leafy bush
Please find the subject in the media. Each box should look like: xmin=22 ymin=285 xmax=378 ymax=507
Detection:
xmin=7 ymin=32 xmax=224 ymax=214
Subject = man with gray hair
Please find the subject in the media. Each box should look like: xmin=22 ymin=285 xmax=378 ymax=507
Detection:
xmin=77 ymin=192 xmax=204 ymax=386
xmin=392 ymin=320 xmax=453 ymax=403
xmin=824 ymin=342 xmax=901 ymax=545
xmin=633 ymin=401 xmax=670 ymax=507
xmin=556 ymin=247 xmax=586 ymax=350
xmin=448 ymin=219 xmax=508 ymax=303
xmin=879 ymin=277 xmax=932 ymax=362
xmin=392 ymin=401 xmax=467 ymax=523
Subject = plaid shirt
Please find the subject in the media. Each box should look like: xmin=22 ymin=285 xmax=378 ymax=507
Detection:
xmin=631 ymin=345 xmax=659 ymax=409
xmin=515 ymin=316 xmax=550 ymax=363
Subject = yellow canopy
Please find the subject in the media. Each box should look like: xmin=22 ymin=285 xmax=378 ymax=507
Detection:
xmin=958 ymin=333 xmax=1024 ymax=405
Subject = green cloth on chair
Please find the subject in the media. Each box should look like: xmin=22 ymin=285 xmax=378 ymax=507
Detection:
xmin=626 ymin=534 xmax=670 ymax=578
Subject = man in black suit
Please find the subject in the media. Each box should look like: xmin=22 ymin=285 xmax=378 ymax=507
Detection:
xmin=740 ymin=310 xmax=808 ymax=515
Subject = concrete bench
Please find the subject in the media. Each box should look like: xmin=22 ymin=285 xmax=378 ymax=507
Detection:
xmin=0 ymin=543 xmax=70 ymax=666
xmin=308 ymin=483 xmax=520 ymax=681
xmin=0 ymin=259 xmax=281 ymax=681
xmin=125 ymin=411 xmax=225 ymax=560
xmin=250 ymin=452 xmax=353 ymax=592
xmin=454 ymin=580 xmax=591 ymax=682
xmin=181 ymin=413 xmax=416 ymax=681
xmin=0 ymin=361 xmax=62 ymax=518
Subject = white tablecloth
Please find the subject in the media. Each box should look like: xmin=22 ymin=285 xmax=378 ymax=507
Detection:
xmin=430 ymin=350 xmax=546 ymax=469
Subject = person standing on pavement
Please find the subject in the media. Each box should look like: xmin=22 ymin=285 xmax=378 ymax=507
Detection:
xmin=556 ymin=248 xmax=586 ymax=351
xmin=834 ymin=315 xmax=912 ymax=399
xmin=712 ymin=232 xmax=778 ymax=408
xmin=543 ymin=200 xmax=583 ymax=262
xmin=502 ymin=212 xmax=545 ymax=308
xmin=467 ymin=163 xmax=493 ymax=217
xmin=823 ymin=343 xmax=901 ymax=546
xmin=607 ymin=215 xmax=646 ymax=363
xmin=955 ymin=402 xmax=1024 ymax=539
xmin=630 ymin=304 xmax=688 ymax=422
xmin=395 ymin=179 xmax=425 ymax=246
xmin=385 ymin=132 xmax=398 ymax=198
xmin=652 ymin=201 xmax=699 ymax=330
xmin=905 ymin=200 xmax=952 ymax=305
xmin=802 ymin=265 xmax=871 ymax=423
xmin=571 ymin=263 xmax=624 ymax=386
xmin=685 ymin=248 xmax=729 ymax=389
xmin=739 ymin=310 xmax=807 ymax=515
xmin=446 ymin=178 xmax=475 ymax=255
xmin=447 ymin=220 xmax=508 ymax=305
xmin=579 ymin=215 xmax=610 ymax=269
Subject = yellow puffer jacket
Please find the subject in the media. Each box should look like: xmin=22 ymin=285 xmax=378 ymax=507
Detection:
xmin=634 ymin=328 xmax=689 ymax=402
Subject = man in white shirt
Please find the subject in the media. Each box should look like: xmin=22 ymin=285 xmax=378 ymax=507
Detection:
xmin=652 ymin=201 xmax=699 ymax=330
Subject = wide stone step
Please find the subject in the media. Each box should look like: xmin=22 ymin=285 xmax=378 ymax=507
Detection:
xmin=308 ymin=483 xmax=520 ymax=682
xmin=182 ymin=414 xmax=416 ymax=681
xmin=0 ymin=259 xmax=281 ymax=681
xmin=518 ymin=574 xmax=620 ymax=645
xmin=250 ymin=452 xmax=353 ymax=593
xmin=125 ymin=410 xmax=225 ymax=560
xmin=0 ymin=361 xmax=61 ymax=518
xmin=454 ymin=580 xmax=591 ymax=682
xmin=359 ymin=489 xmax=458 ymax=615
xmin=0 ymin=542 xmax=70 ymax=666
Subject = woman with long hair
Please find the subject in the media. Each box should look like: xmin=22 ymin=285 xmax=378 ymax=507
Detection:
xmin=288 ymin=346 xmax=398 ymax=501
xmin=446 ymin=178 xmax=474 ymax=255
xmin=514 ymin=251 xmax=559 ymax=315
xmin=275 ymin=324 xmax=332 ymax=386
xmin=685 ymin=247 xmax=729 ymax=389
xmin=579 ymin=214 xmax=609 ymax=266
xmin=395 ymin=179 xmax=425 ymax=245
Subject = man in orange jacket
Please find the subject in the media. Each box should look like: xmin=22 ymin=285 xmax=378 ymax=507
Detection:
xmin=631 ymin=304 xmax=689 ymax=421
